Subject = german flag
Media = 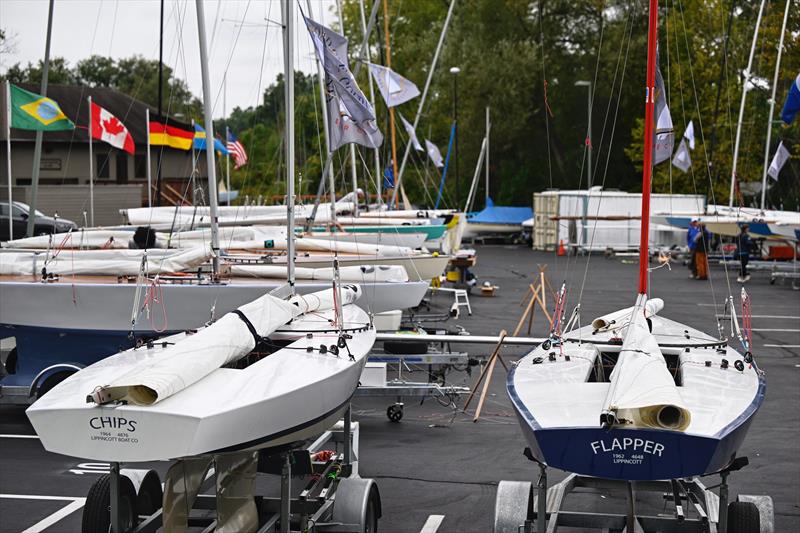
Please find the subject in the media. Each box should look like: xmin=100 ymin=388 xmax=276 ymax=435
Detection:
xmin=148 ymin=114 xmax=194 ymax=150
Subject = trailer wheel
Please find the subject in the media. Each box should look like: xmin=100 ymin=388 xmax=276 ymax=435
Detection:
xmin=81 ymin=474 xmax=138 ymax=533
xmin=37 ymin=370 xmax=75 ymax=399
xmin=135 ymin=470 xmax=162 ymax=516
xmin=727 ymin=501 xmax=760 ymax=533
xmin=386 ymin=404 xmax=403 ymax=422
xmin=494 ymin=480 xmax=533 ymax=533
xmin=332 ymin=478 xmax=381 ymax=533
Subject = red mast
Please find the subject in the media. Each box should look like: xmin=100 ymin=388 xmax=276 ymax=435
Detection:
xmin=638 ymin=0 xmax=659 ymax=295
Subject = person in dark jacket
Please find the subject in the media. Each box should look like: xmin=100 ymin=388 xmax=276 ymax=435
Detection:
xmin=687 ymin=219 xmax=701 ymax=278
xmin=735 ymin=225 xmax=752 ymax=282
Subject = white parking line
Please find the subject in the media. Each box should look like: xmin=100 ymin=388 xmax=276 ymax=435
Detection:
xmin=420 ymin=514 xmax=445 ymax=533
xmin=0 ymin=434 xmax=39 ymax=439
xmin=0 ymin=494 xmax=86 ymax=533
xmin=751 ymin=328 xmax=800 ymax=333
xmin=716 ymin=314 xmax=800 ymax=320
xmin=764 ymin=344 xmax=800 ymax=348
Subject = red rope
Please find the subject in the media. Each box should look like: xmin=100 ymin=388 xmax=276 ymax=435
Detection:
xmin=741 ymin=291 xmax=752 ymax=352
xmin=141 ymin=277 xmax=168 ymax=333
xmin=543 ymin=79 xmax=555 ymax=118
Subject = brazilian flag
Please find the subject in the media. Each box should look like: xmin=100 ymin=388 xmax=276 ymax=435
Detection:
xmin=9 ymin=84 xmax=74 ymax=131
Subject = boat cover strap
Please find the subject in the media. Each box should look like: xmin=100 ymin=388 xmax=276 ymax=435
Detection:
xmin=232 ymin=310 xmax=262 ymax=347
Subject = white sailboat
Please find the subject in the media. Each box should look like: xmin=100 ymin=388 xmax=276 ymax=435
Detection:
xmin=506 ymin=0 xmax=765 ymax=483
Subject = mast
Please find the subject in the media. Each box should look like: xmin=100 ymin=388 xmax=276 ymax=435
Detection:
xmin=5 ymin=81 xmax=13 ymax=238
xmin=145 ymin=108 xmax=152 ymax=207
xmin=485 ymin=106 xmax=490 ymax=205
xmin=26 ymin=0 xmax=54 ymax=237
xmin=334 ymin=0 xmax=360 ymax=217
xmin=359 ymin=0 xmax=382 ymax=207
xmin=194 ymin=0 xmax=220 ymax=276
xmin=382 ymin=0 xmax=399 ymax=208
xmin=224 ymin=74 xmax=231 ymax=206
xmin=283 ymin=0 xmax=296 ymax=290
xmin=638 ymin=0 xmax=659 ymax=296
xmin=760 ymin=0 xmax=791 ymax=211
xmin=729 ymin=0 xmax=766 ymax=208
xmin=390 ymin=0 xmax=457 ymax=207
xmin=155 ymin=0 xmax=165 ymax=207
xmin=87 ymin=95 xmax=94 ymax=226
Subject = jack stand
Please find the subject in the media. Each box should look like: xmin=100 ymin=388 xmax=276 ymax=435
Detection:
xmin=280 ymin=453 xmax=291 ymax=533
xmin=343 ymin=404 xmax=352 ymax=468
xmin=535 ymin=461 xmax=546 ymax=533
xmin=718 ymin=470 xmax=730 ymax=533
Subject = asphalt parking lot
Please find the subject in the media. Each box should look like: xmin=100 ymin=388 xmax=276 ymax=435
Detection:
xmin=1 ymin=245 xmax=798 ymax=532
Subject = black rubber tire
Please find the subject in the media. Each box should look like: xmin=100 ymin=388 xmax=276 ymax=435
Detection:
xmin=36 ymin=371 xmax=74 ymax=399
xmin=364 ymin=485 xmax=380 ymax=533
xmin=81 ymin=474 xmax=138 ymax=533
xmin=135 ymin=470 xmax=163 ymax=516
xmin=386 ymin=404 xmax=403 ymax=422
xmin=383 ymin=340 xmax=427 ymax=355
xmin=727 ymin=501 xmax=760 ymax=533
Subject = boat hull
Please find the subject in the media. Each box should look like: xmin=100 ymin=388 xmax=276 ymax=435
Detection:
xmin=509 ymin=364 xmax=760 ymax=480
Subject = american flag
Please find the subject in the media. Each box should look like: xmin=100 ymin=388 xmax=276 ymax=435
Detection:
xmin=226 ymin=131 xmax=248 ymax=168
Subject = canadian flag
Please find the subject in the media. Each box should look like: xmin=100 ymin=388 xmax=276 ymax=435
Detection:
xmin=90 ymin=102 xmax=135 ymax=154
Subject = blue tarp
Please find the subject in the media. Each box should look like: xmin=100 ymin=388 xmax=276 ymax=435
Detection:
xmin=468 ymin=197 xmax=532 ymax=225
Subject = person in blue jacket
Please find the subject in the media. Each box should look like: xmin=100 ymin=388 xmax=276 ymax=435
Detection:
xmin=687 ymin=219 xmax=701 ymax=278
xmin=735 ymin=224 xmax=752 ymax=283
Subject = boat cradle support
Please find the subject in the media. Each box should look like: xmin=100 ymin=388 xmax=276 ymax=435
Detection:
xmin=95 ymin=406 xmax=381 ymax=533
xmin=493 ymin=450 xmax=774 ymax=533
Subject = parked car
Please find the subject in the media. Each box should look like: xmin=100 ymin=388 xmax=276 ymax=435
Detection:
xmin=0 ymin=201 xmax=77 ymax=241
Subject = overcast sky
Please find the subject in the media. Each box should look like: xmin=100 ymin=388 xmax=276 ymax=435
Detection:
xmin=1 ymin=0 xmax=339 ymax=119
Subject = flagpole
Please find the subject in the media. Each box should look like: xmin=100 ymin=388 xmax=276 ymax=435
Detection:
xmin=760 ymin=0 xmax=790 ymax=211
xmin=391 ymin=0 xmax=456 ymax=208
xmin=485 ymin=106 xmax=490 ymax=205
xmin=358 ymin=0 xmax=381 ymax=208
xmin=5 ymin=81 xmax=13 ymax=239
xmin=145 ymin=108 xmax=152 ymax=208
xmin=26 ymin=0 xmax=55 ymax=237
xmin=194 ymin=0 xmax=220 ymax=277
xmin=729 ymin=0 xmax=766 ymax=208
xmin=87 ymin=95 xmax=94 ymax=226
xmin=381 ymin=0 xmax=400 ymax=209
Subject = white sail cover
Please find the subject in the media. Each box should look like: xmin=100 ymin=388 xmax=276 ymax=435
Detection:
xmin=91 ymin=285 xmax=362 ymax=406
xmin=224 ymin=236 xmax=412 ymax=257
xmin=603 ymin=296 xmax=691 ymax=431
xmin=2 ymin=230 xmax=137 ymax=250
xmin=0 ymin=246 xmax=211 ymax=276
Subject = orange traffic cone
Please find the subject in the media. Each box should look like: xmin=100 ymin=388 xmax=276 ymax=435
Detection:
xmin=558 ymin=240 xmax=566 ymax=256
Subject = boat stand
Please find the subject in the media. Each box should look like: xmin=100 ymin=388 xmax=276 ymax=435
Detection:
xmin=493 ymin=450 xmax=774 ymax=533
xmin=94 ymin=405 xmax=381 ymax=533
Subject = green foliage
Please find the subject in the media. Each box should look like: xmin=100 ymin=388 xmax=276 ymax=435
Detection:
xmin=1 ymin=54 xmax=202 ymax=122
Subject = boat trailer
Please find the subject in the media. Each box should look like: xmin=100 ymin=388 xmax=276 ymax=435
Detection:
xmin=83 ymin=406 xmax=381 ymax=533
xmin=494 ymin=450 xmax=774 ymax=533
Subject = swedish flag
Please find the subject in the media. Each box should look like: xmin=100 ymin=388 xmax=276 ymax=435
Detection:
xmin=9 ymin=84 xmax=74 ymax=131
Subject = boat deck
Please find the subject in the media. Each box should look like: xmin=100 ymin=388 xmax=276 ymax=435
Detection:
xmin=1 ymin=246 xmax=797 ymax=532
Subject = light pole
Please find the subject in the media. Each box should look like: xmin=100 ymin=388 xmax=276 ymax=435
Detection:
xmin=574 ymin=80 xmax=592 ymax=189
xmin=450 ymin=66 xmax=460 ymax=208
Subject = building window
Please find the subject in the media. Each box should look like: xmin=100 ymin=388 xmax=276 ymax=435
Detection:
xmin=116 ymin=154 xmax=128 ymax=183
xmin=134 ymin=154 xmax=148 ymax=179
xmin=96 ymin=153 xmax=110 ymax=179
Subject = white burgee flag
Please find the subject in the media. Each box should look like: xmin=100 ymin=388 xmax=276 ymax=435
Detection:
xmin=768 ymin=141 xmax=790 ymax=181
xmin=368 ymin=63 xmax=420 ymax=108
xmin=683 ymin=120 xmax=695 ymax=150
xmin=425 ymin=139 xmax=444 ymax=168
xmin=671 ymin=138 xmax=692 ymax=173
xmin=400 ymin=113 xmax=423 ymax=152
xmin=304 ymin=17 xmax=383 ymax=151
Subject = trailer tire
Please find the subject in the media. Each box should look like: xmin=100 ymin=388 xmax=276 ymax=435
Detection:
xmin=81 ymin=474 xmax=138 ymax=533
xmin=494 ymin=480 xmax=533 ymax=533
xmin=727 ymin=501 xmax=760 ymax=533
xmin=135 ymin=470 xmax=162 ymax=516
xmin=332 ymin=478 xmax=381 ymax=533
xmin=36 ymin=370 xmax=75 ymax=399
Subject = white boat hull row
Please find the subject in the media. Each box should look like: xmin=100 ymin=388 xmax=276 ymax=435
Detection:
xmin=27 ymin=305 xmax=375 ymax=462
xmin=462 ymin=222 xmax=524 ymax=240
xmin=508 ymin=308 xmax=764 ymax=481
xmin=0 ymin=278 xmax=427 ymax=334
xmin=652 ymin=205 xmax=800 ymax=239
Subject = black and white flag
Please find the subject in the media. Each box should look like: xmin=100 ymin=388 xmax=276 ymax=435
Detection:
xmin=768 ymin=141 xmax=790 ymax=181
xmin=653 ymin=48 xmax=674 ymax=165
xmin=368 ymin=63 xmax=420 ymax=108
xmin=304 ymin=17 xmax=383 ymax=151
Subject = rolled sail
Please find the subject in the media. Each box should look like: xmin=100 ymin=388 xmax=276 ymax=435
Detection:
xmin=602 ymin=296 xmax=691 ymax=431
xmin=89 ymin=285 xmax=361 ymax=406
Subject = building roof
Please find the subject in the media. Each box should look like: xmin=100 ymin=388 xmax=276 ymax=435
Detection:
xmin=0 ymin=83 xmax=193 ymax=149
